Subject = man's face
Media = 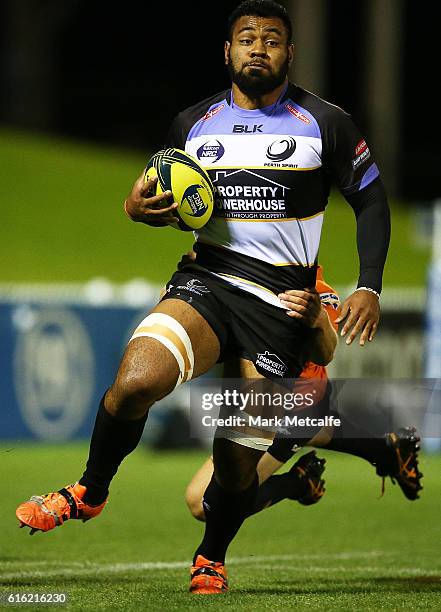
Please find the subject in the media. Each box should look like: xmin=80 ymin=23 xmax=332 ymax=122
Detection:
xmin=225 ymin=15 xmax=293 ymax=98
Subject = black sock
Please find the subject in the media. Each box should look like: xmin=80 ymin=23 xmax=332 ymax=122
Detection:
xmin=324 ymin=437 xmax=389 ymax=466
xmin=194 ymin=475 xmax=258 ymax=564
xmin=79 ymin=394 xmax=148 ymax=505
xmin=251 ymin=472 xmax=305 ymax=514
xmin=324 ymin=412 xmax=390 ymax=466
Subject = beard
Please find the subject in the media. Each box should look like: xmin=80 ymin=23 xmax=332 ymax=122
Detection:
xmin=227 ymin=53 xmax=289 ymax=98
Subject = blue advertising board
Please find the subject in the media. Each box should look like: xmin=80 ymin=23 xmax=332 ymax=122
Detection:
xmin=0 ymin=302 xmax=149 ymax=440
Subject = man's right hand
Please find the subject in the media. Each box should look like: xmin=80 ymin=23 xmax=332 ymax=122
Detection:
xmin=124 ymin=172 xmax=179 ymax=226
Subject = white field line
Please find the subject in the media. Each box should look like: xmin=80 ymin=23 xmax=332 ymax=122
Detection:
xmin=0 ymin=551 xmax=389 ymax=569
xmin=2 ymin=552 xmax=439 ymax=582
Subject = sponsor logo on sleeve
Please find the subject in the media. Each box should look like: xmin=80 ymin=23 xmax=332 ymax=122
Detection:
xmin=201 ymin=104 xmax=225 ymax=121
xmin=352 ymin=139 xmax=371 ymax=169
xmin=355 ymin=139 xmax=368 ymax=155
xmin=285 ymin=103 xmax=311 ymax=124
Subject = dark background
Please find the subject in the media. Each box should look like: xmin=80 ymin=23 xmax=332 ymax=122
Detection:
xmin=0 ymin=0 xmax=436 ymax=200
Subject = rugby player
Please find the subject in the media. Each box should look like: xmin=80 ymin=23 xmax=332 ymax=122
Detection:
xmin=185 ymin=262 xmax=422 ymax=529
xmin=185 ymin=262 xmax=338 ymax=524
xmin=16 ymin=0 xmax=393 ymax=596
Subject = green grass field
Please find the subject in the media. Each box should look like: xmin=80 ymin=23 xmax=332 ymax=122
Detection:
xmin=0 ymin=128 xmax=430 ymax=288
xmin=1 ymin=444 xmax=440 ymax=610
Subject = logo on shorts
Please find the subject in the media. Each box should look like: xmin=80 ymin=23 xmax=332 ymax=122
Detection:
xmin=176 ymin=279 xmax=211 ymax=296
xmin=255 ymin=351 xmax=288 ymax=377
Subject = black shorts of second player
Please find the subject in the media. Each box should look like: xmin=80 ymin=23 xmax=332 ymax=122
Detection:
xmin=267 ymin=381 xmax=332 ymax=463
xmin=161 ymin=268 xmax=312 ymax=379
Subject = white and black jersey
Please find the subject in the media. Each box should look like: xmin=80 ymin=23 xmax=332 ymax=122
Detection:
xmin=165 ymin=82 xmax=382 ymax=305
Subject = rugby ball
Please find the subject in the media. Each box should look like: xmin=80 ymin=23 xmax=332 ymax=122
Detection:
xmin=144 ymin=148 xmax=214 ymax=231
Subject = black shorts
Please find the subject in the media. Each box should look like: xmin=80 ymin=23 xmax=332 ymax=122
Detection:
xmin=161 ymin=268 xmax=312 ymax=379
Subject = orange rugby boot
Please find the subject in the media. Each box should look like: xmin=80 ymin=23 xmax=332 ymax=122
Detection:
xmin=190 ymin=555 xmax=228 ymax=594
xmin=376 ymin=426 xmax=423 ymax=500
xmin=16 ymin=482 xmax=107 ymax=535
xmin=290 ymin=450 xmax=326 ymax=505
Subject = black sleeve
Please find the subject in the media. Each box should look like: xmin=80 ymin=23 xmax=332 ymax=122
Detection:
xmin=163 ymin=113 xmax=187 ymax=149
xmin=322 ymin=108 xmax=380 ymax=196
xmin=345 ymin=177 xmax=391 ymax=294
xmin=162 ymin=90 xmax=229 ymax=150
xmin=321 ymin=106 xmax=389 ymax=293
xmin=289 ymin=88 xmax=389 ymax=293
xmin=267 ymin=436 xmax=296 ymax=463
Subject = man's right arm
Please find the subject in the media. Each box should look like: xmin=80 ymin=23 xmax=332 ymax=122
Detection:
xmin=307 ymin=308 xmax=338 ymax=366
xmin=124 ymin=112 xmax=187 ymax=227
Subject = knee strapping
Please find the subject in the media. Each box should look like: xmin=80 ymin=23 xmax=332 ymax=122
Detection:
xmin=130 ymin=313 xmax=194 ymax=387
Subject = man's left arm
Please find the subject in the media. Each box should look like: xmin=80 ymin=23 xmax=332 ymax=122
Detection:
xmin=323 ymin=108 xmax=391 ymax=346
xmin=336 ymin=177 xmax=391 ymax=345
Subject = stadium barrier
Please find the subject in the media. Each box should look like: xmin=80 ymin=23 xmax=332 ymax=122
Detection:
xmin=0 ymin=280 xmax=437 ymax=447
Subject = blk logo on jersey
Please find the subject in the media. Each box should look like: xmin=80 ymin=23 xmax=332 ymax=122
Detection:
xmin=266 ymin=137 xmax=296 ymax=162
xmin=232 ymin=124 xmax=263 ymax=133
xmin=196 ymin=139 xmax=225 ymax=163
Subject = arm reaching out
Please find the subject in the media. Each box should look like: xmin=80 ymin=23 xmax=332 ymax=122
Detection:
xmin=278 ymin=288 xmax=337 ymax=366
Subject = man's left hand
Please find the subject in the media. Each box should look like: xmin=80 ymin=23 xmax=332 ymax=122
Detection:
xmin=335 ymin=290 xmax=380 ymax=346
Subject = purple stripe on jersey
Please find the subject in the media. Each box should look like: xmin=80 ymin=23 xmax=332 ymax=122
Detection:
xmin=360 ymin=163 xmax=380 ymax=190
xmin=187 ymin=96 xmax=321 ymax=141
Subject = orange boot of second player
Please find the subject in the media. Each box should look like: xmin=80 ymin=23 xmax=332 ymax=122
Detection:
xmin=16 ymin=482 xmax=107 ymax=535
xmin=190 ymin=555 xmax=228 ymax=594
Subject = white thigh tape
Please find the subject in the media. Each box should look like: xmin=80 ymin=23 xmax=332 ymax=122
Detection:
xmin=130 ymin=313 xmax=194 ymax=386
xmin=220 ymin=428 xmax=273 ymax=451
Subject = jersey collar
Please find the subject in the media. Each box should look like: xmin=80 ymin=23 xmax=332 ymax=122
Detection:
xmin=228 ymin=81 xmax=289 ymax=117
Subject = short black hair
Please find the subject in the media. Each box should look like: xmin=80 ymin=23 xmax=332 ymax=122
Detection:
xmin=227 ymin=0 xmax=292 ymax=43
